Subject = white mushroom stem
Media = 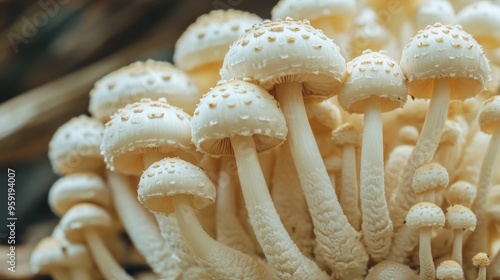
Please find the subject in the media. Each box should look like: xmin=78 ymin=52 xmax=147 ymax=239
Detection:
xmin=84 ymin=229 xmax=134 ymax=280
xmin=360 ymin=97 xmax=393 ymax=261
xmin=173 ymin=194 xmax=275 ymax=279
xmin=275 ymin=82 xmax=368 ymax=278
xmin=229 ymin=134 xmax=329 ymax=280
xmin=418 ymin=227 xmax=435 ymax=280
xmin=477 ymin=266 xmax=487 ymax=280
xmin=451 ymin=229 xmax=465 ymax=265
xmin=386 ymin=225 xmax=419 ymax=263
xmin=339 ymin=141 xmax=361 ymax=231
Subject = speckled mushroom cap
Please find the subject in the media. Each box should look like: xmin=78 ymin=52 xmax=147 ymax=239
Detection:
xmin=435 ymin=260 xmax=464 ymax=280
xmin=331 ymin=123 xmax=361 ymax=146
xmin=365 ymin=260 xmax=418 ymax=280
xmin=446 ymin=180 xmax=477 ymax=205
xmin=49 ymin=173 xmax=111 ymax=217
xmin=405 ymin=202 xmax=446 ymax=228
xmin=400 ymin=23 xmax=491 ymax=99
xmin=220 ymin=18 xmax=346 ymax=99
xmin=173 ymin=9 xmax=262 ymax=71
xmin=411 ymin=162 xmax=449 ymax=194
xmin=305 ymin=98 xmax=342 ymax=133
xmin=414 ymin=0 xmax=455 ymax=31
xmin=271 ymin=0 xmax=356 ymax=31
xmin=60 ymin=203 xmax=114 ymax=243
xmin=48 ymin=115 xmax=104 ymax=175
xmin=89 ymin=60 xmax=201 ymax=120
xmin=457 ymin=1 xmax=500 ymax=49
xmin=138 ymin=158 xmax=216 ymax=215
xmin=191 ymin=80 xmax=287 ymax=156
xmin=338 ymin=49 xmax=407 ymax=114
xmin=472 ymin=252 xmax=491 ymax=267
xmin=445 ymin=204 xmax=477 ymax=231
xmin=478 ymin=95 xmax=500 ymax=134
xmin=101 ymin=98 xmax=200 ymax=175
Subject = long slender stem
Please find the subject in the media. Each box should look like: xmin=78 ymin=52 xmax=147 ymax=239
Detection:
xmin=419 ymin=228 xmax=435 ymax=280
xmin=340 ymin=144 xmax=361 ymax=231
xmin=451 ymin=230 xmax=464 ymax=266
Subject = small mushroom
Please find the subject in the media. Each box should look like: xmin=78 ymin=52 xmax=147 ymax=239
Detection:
xmin=445 ymin=180 xmax=477 ymax=207
xmin=365 ymin=260 xmax=419 ymax=280
xmin=472 ymin=252 xmax=491 ymax=280
xmin=411 ymin=162 xmax=449 ymax=203
xmin=436 ymin=260 xmax=464 ymax=280
xmin=445 ymin=204 xmax=477 ymax=265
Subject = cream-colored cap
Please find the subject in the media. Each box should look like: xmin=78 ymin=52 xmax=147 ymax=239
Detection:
xmin=331 ymin=123 xmax=361 ymax=146
xmin=352 ymin=8 xmax=390 ymax=55
xmin=445 ymin=204 xmax=476 ymax=231
xmin=89 ymin=60 xmax=201 ymax=120
xmin=305 ymin=98 xmax=342 ymax=133
xmin=411 ymin=162 xmax=449 ymax=194
xmin=365 ymin=260 xmax=418 ymax=280
xmin=101 ymin=98 xmax=200 ymax=175
xmin=472 ymin=252 xmax=491 ymax=267
xmin=440 ymin=119 xmax=462 ymax=145
xmin=138 ymin=158 xmax=216 ymax=215
xmin=174 ymin=9 xmax=262 ymax=71
xmin=221 ymin=18 xmax=346 ymax=98
xmin=414 ymin=0 xmax=455 ymax=31
xmin=478 ymin=95 xmax=500 ymax=134
xmin=446 ymin=180 xmax=477 ymax=206
xmin=436 ymin=260 xmax=464 ymax=280
xmin=339 ymin=49 xmax=407 ymax=113
xmin=60 ymin=203 xmax=114 ymax=243
xmin=31 ymin=237 xmax=90 ymax=274
xmin=400 ymin=23 xmax=491 ymax=99
xmin=48 ymin=115 xmax=104 ymax=175
xmin=191 ymin=80 xmax=287 ymax=156
xmin=457 ymin=1 xmax=500 ymax=49
xmin=405 ymin=202 xmax=445 ymax=228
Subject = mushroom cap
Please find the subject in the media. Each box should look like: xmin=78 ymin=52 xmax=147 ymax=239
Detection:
xmin=331 ymin=123 xmax=361 ymax=146
xmin=89 ymin=60 xmax=201 ymax=119
xmin=101 ymin=98 xmax=200 ymax=175
xmin=457 ymin=1 xmax=500 ymax=49
xmin=445 ymin=204 xmax=477 ymax=231
xmin=400 ymin=23 xmax=491 ymax=99
xmin=173 ymin=9 xmax=262 ymax=72
xmin=398 ymin=125 xmax=420 ymax=144
xmin=472 ymin=252 xmax=491 ymax=267
xmin=138 ymin=158 xmax=216 ymax=215
xmin=191 ymin=79 xmax=287 ymax=156
xmin=365 ymin=260 xmax=418 ymax=280
xmin=414 ymin=0 xmax=455 ymax=31
xmin=49 ymin=173 xmax=111 ymax=217
xmin=440 ymin=119 xmax=462 ymax=145
xmin=478 ymin=95 xmax=500 ymax=134
xmin=338 ymin=49 xmax=407 ymax=113
xmin=30 ymin=237 xmax=92 ymax=274
xmin=60 ymin=203 xmax=114 ymax=243
xmin=305 ymin=97 xmax=342 ymax=133
xmin=405 ymin=201 xmax=446 ymax=228
xmin=220 ymin=18 xmax=346 ymax=99
xmin=352 ymin=8 xmax=390 ymax=55
xmin=48 ymin=115 xmax=105 ymax=175
xmin=446 ymin=180 xmax=477 ymax=205
xmin=435 ymin=260 xmax=464 ymax=280
xmin=411 ymin=162 xmax=449 ymax=194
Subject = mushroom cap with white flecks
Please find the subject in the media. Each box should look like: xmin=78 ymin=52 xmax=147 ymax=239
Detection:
xmin=472 ymin=252 xmax=491 ymax=267
xmin=191 ymin=80 xmax=287 ymax=156
xmin=220 ymin=18 xmax=346 ymax=98
xmin=331 ymin=123 xmax=361 ymax=146
xmin=338 ymin=49 xmax=407 ymax=114
xmin=59 ymin=203 xmax=114 ymax=243
xmin=100 ymin=98 xmax=200 ymax=176
xmin=435 ymin=260 xmax=464 ymax=280
xmin=446 ymin=180 xmax=477 ymax=205
xmin=173 ymin=9 xmax=262 ymax=71
xmin=457 ymin=1 xmax=500 ymax=49
xmin=478 ymin=95 xmax=500 ymax=134
xmin=137 ymin=158 xmax=216 ymax=215
xmin=400 ymin=23 xmax=491 ymax=99
xmin=445 ymin=204 xmax=476 ymax=231
xmin=48 ymin=115 xmax=104 ymax=175
xmin=405 ymin=202 xmax=445 ymax=228
xmin=411 ymin=162 xmax=449 ymax=194
xmin=89 ymin=60 xmax=201 ymax=120
xmin=414 ymin=0 xmax=455 ymax=31
xmin=49 ymin=173 xmax=111 ymax=217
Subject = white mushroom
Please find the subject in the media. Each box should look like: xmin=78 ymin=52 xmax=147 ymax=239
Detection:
xmin=445 ymin=204 xmax=477 ymax=265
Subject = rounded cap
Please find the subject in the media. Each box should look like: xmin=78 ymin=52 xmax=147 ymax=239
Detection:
xmin=49 ymin=173 xmax=111 ymax=217
xmin=221 ymin=18 xmax=346 ymax=99
xmin=411 ymin=162 xmax=449 ymax=194
xmin=400 ymin=23 xmax=491 ymax=99
xmin=101 ymin=98 xmax=200 ymax=175
xmin=436 ymin=260 xmax=464 ymax=280
xmin=445 ymin=204 xmax=477 ymax=231
xmin=331 ymin=123 xmax=361 ymax=146
xmin=366 ymin=260 xmax=418 ymax=280
xmin=339 ymin=49 xmax=407 ymax=113
xmin=440 ymin=120 xmax=462 ymax=145
xmin=398 ymin=125 xmax=420 ymax=144
xmin=89 ymin=60 xmax=201 ymax=119
xmin=305 ymin=98 xmax=342 ymax=133
xmin=414 ymin=0 xmax=455 ymax=31
xmin=48 ymin=115 xmax=104 ymax=175
xmin=174 ymin=9 xmax=262 ymax=71
xmin=446 ymin=180 xmax=477 ymax=205
xmin=60 ymin=203 xmax=114 ymax=243
xmin=191 ymin=80 xmax=287 ymax=156
xmin=405 ymin=202 xmax=445 ymax=228
xmin=472 ymin=252 xmax=491 ymax=267
xmin=478 ymin=95 xmax=500 ymax=134
xmin=138 ymin=158 xmax=216 ymax=215
xmin=457 ymin=1 xmax=500 ymax=49
xmin=30 ymin=237 xmax=92 ymax=274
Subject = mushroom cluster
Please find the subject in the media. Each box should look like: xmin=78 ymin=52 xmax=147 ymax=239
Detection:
xmin=32 ymin=1 xmax=500 ymax=279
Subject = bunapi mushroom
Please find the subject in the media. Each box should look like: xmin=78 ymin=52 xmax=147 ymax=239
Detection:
xmin=472 ymin=252 xmax=491 ymax=280
xmin=445 ymin=204 xmax=477 ymax=265
xmin=435 ymin=260 xmax=464 ymax=280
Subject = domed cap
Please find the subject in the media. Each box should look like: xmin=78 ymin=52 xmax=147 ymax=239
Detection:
xmin=457 ymin=1 xmax=500 ymax=49
xmin=414 ymin=0 xmax=455 ymax=31
xmin=339 ymin=49 xmax=407 ymax=113
xmin=48 ymin=115 xmax=104 ymax=175
xmin=221 ymin=18 xmax=346 ymax=98
xmin=445 ymin=204 xmax=476 ymax=231
xmin=174 ymin=9 xmax=262 ymax=71
xmin=191 ymin=80 xmax=287 ymax=156
xmin=365 ymin=260 xmax=418 ymax=280
xmin=405 ymin=202 xmax=445 ymax=228
xmin=446 ymin=180 xmax=477 ymax=205
xmin=411 ymin=162 xmax=449 ymax=194
xmin=60 ymin=203 xmax=114 ymax=243
xmin=138 ymin=158 xmax=216 ymax=215
xmin=436 ymin=260 xmax=464 ymax=280
xmin=101 ymin=98 xmax=200 ymax=175
xmin=49 ymin=173 xmax=111 ymax=217
xmin=305 ymin=98 xmax=342 ymax=133
xmin=30 ymin=237 xmax=66 ymax=274
xmin=89 ymin=60 xmax=201 ymax=119
xmin=472 ymin=252 xmax=491 ymax=267
xmin=331 ymin=123 xmax=361 ymax=146
xmin=478 ymin=95 xmax=500 ymax=134
xmin=400 ymin=23 xmax=491 ymax=99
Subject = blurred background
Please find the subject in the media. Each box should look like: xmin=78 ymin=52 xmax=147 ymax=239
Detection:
xmin=0 ymin=0 xmax=278 ymax=278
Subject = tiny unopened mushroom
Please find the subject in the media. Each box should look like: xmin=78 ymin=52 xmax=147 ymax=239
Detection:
xmin=445 ymin=204 xmax=477 ymax=265
xmin=446 ymin=180 xmax=477 ymax=207
xmin=472 ymin=252 xmax=491 ymax=280
xmin=411 ymin=162 xmax=449 ymax=203
xmin=436 ymin=260 xmax=464 ymax=280
xmin=365 ymin=260 xmax=419 ymax=280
